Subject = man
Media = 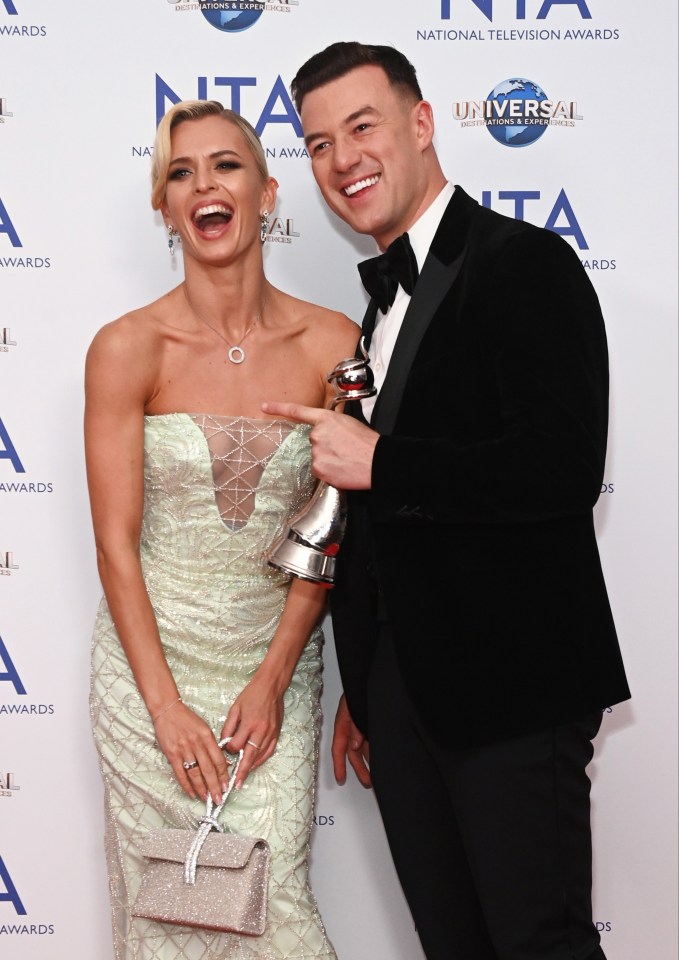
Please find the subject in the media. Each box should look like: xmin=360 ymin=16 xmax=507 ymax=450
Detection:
xmin=263 ymin=42 xmax=630 ymax=960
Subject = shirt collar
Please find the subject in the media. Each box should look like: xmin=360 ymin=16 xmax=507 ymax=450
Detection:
xmin=407 ymin=182 xmax=455 ymax=272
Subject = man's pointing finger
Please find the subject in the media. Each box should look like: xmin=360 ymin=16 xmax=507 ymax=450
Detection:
xmin=261 ymin=401 xmax=325 ymax=426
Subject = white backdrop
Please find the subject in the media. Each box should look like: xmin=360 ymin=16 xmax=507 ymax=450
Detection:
xmin=1 ymin=1 xmax=677 ymax=958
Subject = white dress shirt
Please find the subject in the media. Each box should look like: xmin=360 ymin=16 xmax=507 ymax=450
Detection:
xmin=361 ymin=182 xmax=455 ymax=422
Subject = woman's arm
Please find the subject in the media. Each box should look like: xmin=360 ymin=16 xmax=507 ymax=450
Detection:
xmin=220 ymin=577 xmax=328 ymax=786
xmin=85 ymin=317 xmax=230 ymax=804
xmin=220 ymin=307 xmax=358 ymax=784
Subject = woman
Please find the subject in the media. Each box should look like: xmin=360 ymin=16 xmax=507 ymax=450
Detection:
xmin=86 ymin=100 xmax=358 ymax=959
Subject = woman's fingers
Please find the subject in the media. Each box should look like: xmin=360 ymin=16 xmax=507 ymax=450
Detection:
xmin=157 ymin=709 xmax=232 ymax=803
xmin=221 ymin=731 xmax=278 ymax=787
xmin=175 ymin=744 xmax=229 ymax=804
xmin=174 ymin=758 xmax=199 ymax=800
xmin=192 ymin=740 xmax=232 ymax=804
xmin=217 ymin=683 xmax=285 ymax=786
xmin=232 ymin=737 xmax=275 ymax=787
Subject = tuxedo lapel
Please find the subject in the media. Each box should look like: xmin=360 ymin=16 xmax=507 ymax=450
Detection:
xmin=370 ymin=188 xmax=476 ymax=435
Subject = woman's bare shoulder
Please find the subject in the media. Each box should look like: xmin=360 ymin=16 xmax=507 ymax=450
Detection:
xmin=277 ymin=291 xmax=359 ymax=345
xmin=86 ymin=290 xmax=176 ymax=365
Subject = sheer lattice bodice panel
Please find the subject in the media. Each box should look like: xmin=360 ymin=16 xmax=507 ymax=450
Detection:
xmin=191 ymin=415 xmax=297 ymax=530
xmin=139 ymin=414 xmax=315 ymax=587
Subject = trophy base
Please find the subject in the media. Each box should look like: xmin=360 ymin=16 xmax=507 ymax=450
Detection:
xmin=266 ymin=537 xmax=336 ymax=586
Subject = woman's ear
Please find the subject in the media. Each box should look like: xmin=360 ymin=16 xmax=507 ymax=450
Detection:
xmin=262 ymin=177 xmax=279 ymax=214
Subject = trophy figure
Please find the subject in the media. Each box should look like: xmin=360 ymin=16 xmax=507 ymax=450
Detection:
xmin=266 ymin=339 xmax=376 ymax=586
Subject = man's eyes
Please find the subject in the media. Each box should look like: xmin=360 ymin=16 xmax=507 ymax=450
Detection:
xmin=310 ymin=125 xmax=372 ymax=156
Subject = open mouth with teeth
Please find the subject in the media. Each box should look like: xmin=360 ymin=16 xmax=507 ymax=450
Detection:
xmin=343 ymin=175 xmax=380 ymax=198
xmin=192 ymin=203 xmax=234 ymax=235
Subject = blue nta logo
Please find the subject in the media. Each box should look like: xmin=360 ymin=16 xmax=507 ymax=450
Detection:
xmin=199 ymin=1 xmax=264 ymax=33
xmin=0 ymin=418 xmax=25 ymax=472
xmin=0 ymin=635 xmax=26 ymax=695
xmin=481 ymin=189 xmax=588 ymax=249
xmin=440 ymin=0 xmax=592 ymax=21
xmin=0 ymin=198 xmax=22 ymax=247
xmin=155 ymin=74 xmax=302 ymax=137
xmin=0 ymin=856 xmax=27 ymax=915
xmin=0 ymin=0 xmax=18 ymax=14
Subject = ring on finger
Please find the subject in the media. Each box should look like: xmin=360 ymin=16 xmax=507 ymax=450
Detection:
xmin=246 ymin=740 xmax=261 ymax=750
xmin=182 ymin=760 xmax=199 ymax=771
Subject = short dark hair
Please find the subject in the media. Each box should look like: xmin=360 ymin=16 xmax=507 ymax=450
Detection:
xmin=291 ymin=42 xmax=423 ymax=113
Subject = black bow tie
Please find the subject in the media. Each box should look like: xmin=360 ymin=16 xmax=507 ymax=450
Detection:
xmin=358 ymin=232 xmax=419 ymax=315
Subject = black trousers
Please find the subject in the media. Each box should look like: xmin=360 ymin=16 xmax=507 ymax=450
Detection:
xmin=367 ymin=632 xmax=607 ymax=960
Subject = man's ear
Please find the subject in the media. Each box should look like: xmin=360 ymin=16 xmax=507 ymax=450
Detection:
xmin=414 ymin=100 xmax=436 ymax=153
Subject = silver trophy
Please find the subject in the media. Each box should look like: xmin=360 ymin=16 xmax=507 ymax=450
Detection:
xmin=266 ymin=339 xmax=376 ymax=586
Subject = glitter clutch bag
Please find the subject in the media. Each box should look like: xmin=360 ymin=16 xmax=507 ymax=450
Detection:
xmin=132 ymin=747 xmax=270 ymax=935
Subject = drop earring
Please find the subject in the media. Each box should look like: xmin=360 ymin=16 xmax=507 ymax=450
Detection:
xmin=260 ymin=210 xmax=270 ymax=244
xmin=167 ymin=225 xmax=177 ymax=256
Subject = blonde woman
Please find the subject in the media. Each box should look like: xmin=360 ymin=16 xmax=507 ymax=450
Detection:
xmin=86 ymin=100 xmax=357 ymax=959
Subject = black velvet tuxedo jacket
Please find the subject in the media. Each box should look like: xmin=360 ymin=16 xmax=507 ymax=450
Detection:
xmin=330 ymin=185 xmax=630 ymax=746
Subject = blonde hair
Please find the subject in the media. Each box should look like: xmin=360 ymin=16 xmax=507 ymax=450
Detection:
xmin=151 ymin=100 xmax=269 ymax=210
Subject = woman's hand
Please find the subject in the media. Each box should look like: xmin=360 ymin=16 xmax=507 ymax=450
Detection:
xmin=219 ymin=674 xmax=285 ymax=787
xmin=153 ymin=700 xmax=232 ymax=805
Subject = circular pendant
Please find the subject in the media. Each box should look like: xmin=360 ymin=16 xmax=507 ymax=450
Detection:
xmin=228 ymin=346 xmax=246 ymax=364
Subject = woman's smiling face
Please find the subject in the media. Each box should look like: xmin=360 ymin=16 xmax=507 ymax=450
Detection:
xmin=161 ymin=114 xmax=276 ymax=266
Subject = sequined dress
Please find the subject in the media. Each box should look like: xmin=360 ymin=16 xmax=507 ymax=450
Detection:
xmin=90 ymin=414 xmax=336 ymax=960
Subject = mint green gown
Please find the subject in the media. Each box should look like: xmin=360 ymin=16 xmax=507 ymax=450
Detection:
xmin=90 ymin=414 xmax=336 ymax=960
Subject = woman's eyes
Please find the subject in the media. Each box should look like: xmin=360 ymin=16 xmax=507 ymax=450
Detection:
xmin=168 ymin=161 xmax=242 ymax=180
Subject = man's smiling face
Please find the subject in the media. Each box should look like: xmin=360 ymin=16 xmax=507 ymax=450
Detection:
xmin=301 ymin=65 xmax=434 ymax=251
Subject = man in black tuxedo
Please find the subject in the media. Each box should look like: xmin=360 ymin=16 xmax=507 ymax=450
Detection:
xmin=264 ymin=42 xmax=630 ymax=960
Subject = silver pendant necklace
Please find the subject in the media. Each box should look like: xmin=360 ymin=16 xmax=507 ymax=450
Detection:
xmin=187 ymin=292 xmax=262 ymax=364
xmin=208 ymin=315 xmax=258 ymax=364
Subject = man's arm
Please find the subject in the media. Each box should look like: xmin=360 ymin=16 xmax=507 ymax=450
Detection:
xmin=266 ymin=229 xmax=608 ymax=522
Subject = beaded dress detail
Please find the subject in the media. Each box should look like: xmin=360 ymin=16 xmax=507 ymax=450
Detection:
xmin=90 ymin=414 xmax=336 ymax=960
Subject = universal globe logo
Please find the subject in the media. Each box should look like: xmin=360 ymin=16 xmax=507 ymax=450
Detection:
xmin=453 ymin=78 xmax=582 ymax=147
xmin=199 ymin=0 xmax=265 ymax=32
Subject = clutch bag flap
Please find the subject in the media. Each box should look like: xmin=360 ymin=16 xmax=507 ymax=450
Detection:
xmin=138 ymin=828 xmax=267 ymax=868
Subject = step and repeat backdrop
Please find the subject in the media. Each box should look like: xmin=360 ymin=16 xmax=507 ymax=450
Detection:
xmin=1 ymin=2 xmax=677 ymax=958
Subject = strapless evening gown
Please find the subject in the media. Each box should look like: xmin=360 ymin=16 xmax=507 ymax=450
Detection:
xmin=90 ymin=414 xmax=337 ymax=960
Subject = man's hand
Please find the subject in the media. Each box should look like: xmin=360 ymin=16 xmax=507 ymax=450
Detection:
xmin=261 ymin=402 xmax=378 ymax=490
xmin=332 ymin=694 xmax=371 ymax=788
